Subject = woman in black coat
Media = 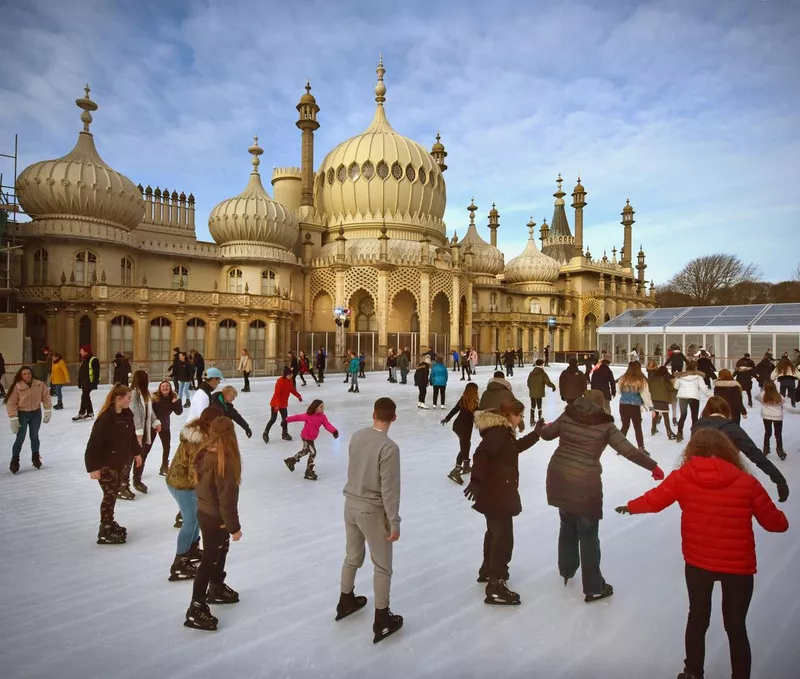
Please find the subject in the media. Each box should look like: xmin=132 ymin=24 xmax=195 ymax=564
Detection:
xmin=559 ymin=359 xmax=587 ymax=404
xmin=733 ymin=354 xmax=755 ymax=406
xmin=540 ymin=390 xmax=662 ymax=603
xmin=463 ymin=399 xmax=544 ymax=605
xmin=696 ymin=352 xmax=717 ymax=388
xmin=754 ymin=353 xmax=775 ymax=388
xmin=589 ymin=359 xmax=616 ymax=413
xmin=441 ymin=382 xmax=480 ymax=484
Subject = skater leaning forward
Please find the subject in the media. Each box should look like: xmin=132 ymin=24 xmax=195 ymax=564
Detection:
xmin=262 ymin=366 xmax=302 ymax=444
xmin=338 ymin=397 xmax=403 ymax=643
xmin=463 ymin=399 xmax=544 ymax=606
xmin=5 ymin=365 xmax=52 ymax=474
xmin=283 ymin=399 xmax=339 ymax=481
xmin=185 ymin=417 xmax=243 ymax=631
xmin=441 ymin=382 xmax=480 ymax=485
xmin=84 ymin=384 xmax=142 ymax=545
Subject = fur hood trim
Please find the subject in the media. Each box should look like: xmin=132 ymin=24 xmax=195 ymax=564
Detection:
xmin=675 ymin=370 xmax=706 ymax=379
xmin=179 ymin=424 xmax=206 ymax=444
xmin=714 ymin=380 xmax=742 ymax=390
xmin=487 ymin=377 xmax=513 ymax=391
xmin=474 ymin=410 xmax=515 ymax=435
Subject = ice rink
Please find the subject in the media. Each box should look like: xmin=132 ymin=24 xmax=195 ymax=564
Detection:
xmin=1 ymin=364 xmax=797 ymax=679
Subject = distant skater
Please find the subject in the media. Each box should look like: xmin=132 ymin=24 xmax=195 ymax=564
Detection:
xmin=283 ymin=399 xmax=339 ymax=480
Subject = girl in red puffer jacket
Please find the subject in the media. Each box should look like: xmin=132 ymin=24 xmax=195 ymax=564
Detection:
xmin=617 ymin=428 xmax=788 ymax=679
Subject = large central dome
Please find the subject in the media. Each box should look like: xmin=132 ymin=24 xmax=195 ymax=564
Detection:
xmin=314 ymin=58 xmax=446 ymax=237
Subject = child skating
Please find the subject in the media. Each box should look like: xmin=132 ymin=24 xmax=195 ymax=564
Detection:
xmin=284 ymin=399 xmax=339 ymax=480
xmin=441 ymin=382 xmax=479 ymax=485
xmin=759 ymin=379 xmax=786 ymax=459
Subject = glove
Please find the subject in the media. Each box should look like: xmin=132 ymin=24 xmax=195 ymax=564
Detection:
xmin=245 ymin=428 xmax=253 ymax=439
xmin=533 ymin=418 xmax=545 ymax=436
xmin=463 ymin=481 xmax=480 ymax=502
xmin=551 ymin=386 xmax=556 ymax=392
xmin=333 ymin=430 xmax=339 ymax=439
xmin=651 ymin=465 xmax=665 ymax=481
xmin=440 ymin=419 xmax=447 ymax=426
xmin=615 ymin=505 xmax=631 ymax=515
xmin=777 ymin=483 xmax=789 ymax=503
xmin=43 ymin=409 xmax=52 ymax=424
xmin=10 ymin=418 xmax=19 ymax=434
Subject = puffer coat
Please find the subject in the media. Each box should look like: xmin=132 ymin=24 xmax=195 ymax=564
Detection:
xmin=541 ymin=397 xmax=657 ymax=520
xmin=558 ymin=367 xmax=587 ymax=402
xmin=527 ymin=366 xmax=555 ymax=399
xmin=166 ymin=423 xmax=208 ymax=491
xmin=675 ymin=371 xmax=713 ymax=401
xmin=470 ymin=410 xmax=542 ymax=517
xmin=478 ymin=377 xmax=514 ymax=411
xmin=713 ymin=380 xmax=747 ymax=420
xmin=626 ymin=456 xmax=788 ymax=574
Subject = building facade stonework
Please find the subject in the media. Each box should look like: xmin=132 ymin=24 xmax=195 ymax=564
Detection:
xmin=8 ymin=65 xmax=654 ymax=372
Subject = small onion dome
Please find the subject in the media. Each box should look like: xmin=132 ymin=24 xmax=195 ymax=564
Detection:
xmin=16 ymin=84 xmax=144 ymax=231
xmin=208 ymin=135 xmax=298 ymax=250
xmin=460 ymin=199 xmax=504 ymax=276
xmin=504 ymin=219 xmax=560 ymax=284
xmin=488 ymin=202 xmax=499 ymax=217
xmin=573 ymin=176 xmax=585 ymax=194
xmin=431 ymin=131 xmax=445 ymax=154
xmin=622 ymin=198 xmax=634 ymax=213
xmin=299 ymin=80 xmax=317 ymax=105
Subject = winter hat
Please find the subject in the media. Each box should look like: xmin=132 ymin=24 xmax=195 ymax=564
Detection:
xmin=205 ymin=367 xmax=224 ymax=380
xmin=493 ymin=370 xmax=505 ymax=378
xmin=80 ymin=344 xmax=92 ymax=355
xmin=584 ymin=390 xmax=605 ymax=409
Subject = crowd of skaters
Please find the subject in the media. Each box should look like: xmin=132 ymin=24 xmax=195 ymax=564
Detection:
xmin=2 ymin=339 xmax=796 ymax=678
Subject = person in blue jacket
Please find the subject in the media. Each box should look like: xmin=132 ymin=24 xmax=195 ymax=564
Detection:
xmin=430 ymin=357 xmax=449 ymax=409
xmin=452 ymin=349 xmax=460 ymax=372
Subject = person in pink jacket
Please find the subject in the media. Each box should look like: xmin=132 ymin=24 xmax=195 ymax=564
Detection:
xmin=283 ymin=399 xmax=339 ymax=480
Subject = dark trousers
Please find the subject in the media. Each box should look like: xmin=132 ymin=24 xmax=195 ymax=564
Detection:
xmin=433 ymin=385 xmax=446 ymax=406
xmin=684 ymin=564 xmax=754 ymax=679
xmin=265 ymin=407 xmax=288 ymax=434
xmin=743 ymin=386 xmax=752 ymax=407
xmin=558 ymin=510 xmax=604 ymax=595
xmin=123 ymin=437 xmax=152 ymax=485
xmin=400 ymin=367 xmax=408 ymax=384
xmin=192 ymin=512 xmax=231 ymax=602
xmin=317 ymin=366 xmax=325 ymax=382
xmin=158 ymin=428 xmax=172 ymax=466
xmin=97 ymin=467 xmax=122 ymax=524
xmin=453 ymin=360 xmax=459 ymax=372
xmin=619 ymin=403 xmax=645 ymax=447
xmin=531 ymin=397 xmax=543 ymax=415
xmin=79 ymin=386 xmax=94 ymax=416
xmin=242 ymin=371 xmax=251 ymax=390
xmin=455 ymin=431 xmax=471 ymax=466
xmin=461 ymin=364 xmax=472 ymax=381
xmin=417 ymin=385 xmax=427 ymax=404
xmin=763 ymin=419 xmax=783 ymax=450
xmin=778 ymin=378 xmax=796 ymax=406
xmin=505 ymin=364 xmax=514 ymax=377
xmin=544 ymin=354 xmax=549 ymax=366
xmin=481 ymin=514 xmax=514 ymax=579
xmin=678 ymin=398 xmax=700 ymax=433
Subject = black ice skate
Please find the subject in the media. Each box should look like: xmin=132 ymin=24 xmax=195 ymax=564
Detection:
xmin=447 ymin=466 xmax=463 ymax=485
xmin=159 ymin=462 xmax=168 ymax=476
xmin=373 ymin=607 xmax=403 ymax=643
xmin=284 ymin=457 xmax=297 ymax=472
xmin=777 ymin=447 xmax=787 ymax=461
xmin=677 ymin=668 xmax=702 ymax=679
xmin=477 ymin=569 xmax=509 ymax=583
xmin=174 ymin=512 xmax=183 ymax=528
xmin=32 ymin=453 xmax=42 ymax=469
xmin=184 ymin=601 xmax=218 ymax=631
xmin=262 ymin=430 xmax=270 ymax=444
xmin=111 ymin=521 xmax=127 ymax=537
xmin=117 ymin=486 xmax=135 ymax=501
xmin=584 ymin=583 xmax=614 ymax=603
xmin=9 ymin=457 xmax=20 ymax=474
xmin=281 ymin=431 xmax=293 ymax=441
xmin=187 ymin=538 xmax=203 ymax=563
xmin=207 ymin=581 xmax=239 ymax=604
xmin=675 ymin=432 xmax=684 ymax=443
xmin=335 ymin=590 xmax=368 ymax=621
xmin=169 ymin=554 xmax=197 ymax=581
xmin=304 ymin=467 xmax=318 ymax=481
xmin=97 ymin=524 xmax=126 ymax=545
xmin=484 ymin=578 xmax=520 ymax=605
xmin=133 ymin=481 xmax=148 ymax=494
xmin=461 ymin=459 xmax=471 ymax=474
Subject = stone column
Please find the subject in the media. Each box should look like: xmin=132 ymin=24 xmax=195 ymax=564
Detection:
xmin=95 ymin=305 xmax=109 ymax=363
xmin=134 ymin=308 xmax=148 ymax=361
xmin=46 ymin=306 xmax=58 ymax=352
xmin=267 ymin=314 xmax=278 ymax=359
xmin=377 ymin=269 xmax=388 ymax=356
xmin=450 ymin=276 xmax=461 ymax=351
xmin=335 ymin=270 xmax=346 ymax=309
xmin=303 ymin=271 xmax=312 ymax=331
xmin=419 ymin=271 xmax=431 ymax=352
xmin=64 ymin=306 xmax=77 ymax=360
xmin=465 ymin=279 xmax=473 ymax=349
xmin=174 ymin=311 xmax=185 ymax=352
xmin=207 ymin=312 xmax=219 ymax=363
xmin=237 ymin=313 xmax=249 ymax=355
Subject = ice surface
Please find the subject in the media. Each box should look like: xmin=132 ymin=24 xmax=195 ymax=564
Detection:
xmin=1 ymin=365 xmax=798 ymax=679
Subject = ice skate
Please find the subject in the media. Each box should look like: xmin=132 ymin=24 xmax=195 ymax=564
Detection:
xmin=353 ymin=387 xmax=360 ymax=393
xmin=484 ymin=578 xmax=521 ymax=605
xmin=168 ymin=554 xmax=197 ymax=581
xmin=97 ymin=524 xmax=126 ymax=545
xmin=184 ymin=601 xmax=218 ymax=631
xmin=206 ymin=581 xmax=239 ymax=604
xmin=281 ymin=431 xmax=293 ymax=442
xmin=675 ymin=432 xmax=684 ymax=443
xmin=304 ymin=467 xmax=318 ymax=481
xmin=174 ymin=512 xmax=183 ymax=528
xmin=373 ymin=607 xmax=403 ymax=643
xmin=72 ymin=414 xmax=86 ymax=421
xmin=461 ymin=459 xmax=471 ymax=474
xmin=335 ymin=590 xmax=368 ymax=621
xmin=262 ymin=430 xmax=270 ymax=444
xmin=53 ymin=403 xmax=63 ymax=410
xmin=184 ymin=399 xmax=191 ymax=408
xmin=111 ymin=521 xmax=127 ymax=537
xmin=447 ymin=466 xmax=463 ymax=485
xmin=584 ymin=583 xmax=614 ymax=603
xmin=777 ymin=447 xmax=787 ymax=460
xmin=417 ymin=402 xmax=429 ymax=409
xmin=117 ymin=486 xmax=135 ymax=501
xmin=9 ymin=457 xmax=20 ymax=474
xmin=677 ymin=668 xmax=702 ymax=679
xmin=347 ymin=387 xmax=354 ymax=393
xmin=159 ymin=462 xmax=168 ymax=476
xmin=187 ymin=538 xmax=203 ymax=563
xmin=284 ymin=457 xmax=297 ymax=472
xmin=764 ymin=443 xmax=771 ymax=457
xmin=650 ymin=421 xmax=658 ymax=436
xmin=133 ymin=481 xmax=148 ymax=494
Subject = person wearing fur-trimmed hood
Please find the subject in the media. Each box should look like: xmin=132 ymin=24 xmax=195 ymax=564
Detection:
xmin=478 ymin=372 xmax=514 ymax=412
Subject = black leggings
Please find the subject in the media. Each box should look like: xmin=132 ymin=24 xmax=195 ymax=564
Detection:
xmin=777 ymin=378 xmax=796 ymax=406
xmin=684 ymin=563 xmax=753 ymax=679
xmin=433 ymin=385 xmax=446 ymax=406
xmin=619 ymin=403 xmax=644 ymax=448
xmin=481 ymin=514 xmax=514 ymax=579
xmin=456 ymin=431 xmax=472 ymax=466
xmin=192 ymin=512 xmax=231 ymax=602
xmin=763 ymin=419 xmax=783 ymax=450
xmin=678 ymin=398 xmax=700 ymax=433
xmin=265 ymin=407 xmax=288 ymax=434
xmin=158 ymin=428 xmax=172 ymax=466
xmin=531 ymin=398 xmax=543 ymax=414
xmin=417 ymin=385 xmax=427 ymax=403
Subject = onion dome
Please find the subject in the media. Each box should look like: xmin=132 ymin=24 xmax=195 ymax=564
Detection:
xmin=208 ymin=136 xmax=298 ymax=251
xmin=460 ymin=199 xmax=504 ymax=276
xmin=504 ymin=218 xmax=560 ymax=284
xmin=314 ymin=57 xmax=445 ymax=234
xmin=299 ymin=80 xmax=317 ymax=105
xmin=16 ymin=85 xmax=144 ymax=231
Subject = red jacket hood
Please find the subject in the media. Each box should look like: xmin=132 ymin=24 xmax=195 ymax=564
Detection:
xmin=682 ymin=456 xmax=742 ymax=491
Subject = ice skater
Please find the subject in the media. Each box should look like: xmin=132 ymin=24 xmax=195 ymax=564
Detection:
xmin=5 ymin=365 xmax=52 ymax=474
xmin=299 ymin=350 xmax=319 ymax=386
xmin=151 ymin=380 xmax=183 ymax=475
xmin=184 ymin=417 xmax=243 ymax=631
xmin=73 ymin=345 xmax=100 ymax=421
xmin=347 ymin=351 xmax=361 ymax=393
xmin=759 ymin=380 xmax=786 ymax=459
xmin=527 ymin=359 xmax=556 ymax=423
xmin=121 ymin=370 xmax=161 ymax=498
xmin=262 ymin=366 xmax=302 ymax=444
xmin=210 ymin=386 xmax=252 ymax=438
xmin=283 ymin=399 xmax=339 ymax=480
xmin=430 ymin=357 xmax=448 ymax=409
xmin=441 ymin=382 xmax=479 ymax=484
xmin=337 ymin=397 xmax=403 ymax=643
xmin=647 ymin=364 xmax=677 ymax=440
xmin=414 ymin=362 xmax=430 ymax=409
xmin=84 ymin=385 xmax=142 ymax=544
xmin=616 ymin=361 xmax=653 ymax=455
xmin=617 ymin=428 xmax=788 ymax=679
xmin=50 ymin=352 xmax=70 ymax=411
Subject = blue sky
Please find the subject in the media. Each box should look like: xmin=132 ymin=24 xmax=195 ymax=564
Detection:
xmin=1 ymin=0 xmax=798 ymax=284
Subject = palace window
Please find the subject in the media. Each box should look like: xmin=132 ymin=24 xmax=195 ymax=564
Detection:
xmin=218 ymin=319 xmax=237 ymax=359
xmin=149 ymin=317 xmax=172 ymax=361
xmin=490 ymin=292 xmax=497 ymax=312
xmin=355 ymin=297 xmax=378 ymax=333
xmin=78 ymin=314 xmax=92 ymax=349
xmin=74 ymin=250 xmax=97 ymax=286
xmin=110 ymin=315 xmax=134 ymax=357
xmin=120 ymin=257 xmax=134 ymax=286
xmin=261 ymin=269 xmax=276 ymax=296
xmin=529 ymin=299 xmax=541 ymax=314
xmin=186 ymin=317 xmax=206 ymax=355
xmin=227 ymin=268 xmax=243 ymax=294
xmin=506 ymin=297 xmax=513 ymax=312
xmin=248 ymin=320 xmax=266 ymax=360
xmin=33 ymin=249 xmax=48 ymax=285
xmin=172 ymin=265 xmax=189 ymax=289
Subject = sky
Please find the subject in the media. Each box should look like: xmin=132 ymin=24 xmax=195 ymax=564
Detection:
xmin=1 ymin=0 xmax=798 ymax=284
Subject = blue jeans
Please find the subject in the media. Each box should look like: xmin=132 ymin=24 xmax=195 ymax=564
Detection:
xmin=558 ymin=510 xmax=604 ymax=595
xmin=54 ymin=384 xmax=63 ymax=405
xmin=178 ymin=381 xmax=190 ymax=402
xmin=350 ymin=372 xmax=359 ymax=389
xmin=168 ymin=486 xmax=200 ymax=555
xmin=12 ymin=410 xmax=42 ymax=460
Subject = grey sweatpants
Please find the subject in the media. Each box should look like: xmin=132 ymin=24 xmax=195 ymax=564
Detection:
xmin=341 ymin=503 xmax=394 ymax=609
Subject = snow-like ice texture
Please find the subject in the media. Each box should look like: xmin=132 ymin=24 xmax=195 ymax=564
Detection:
xmin=0 ymin=365 xmax=797 ymax=679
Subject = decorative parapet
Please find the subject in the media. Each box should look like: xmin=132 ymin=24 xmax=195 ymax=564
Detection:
xmin=218 ymin=241 xmax=300 ymax=264
xmin=472 ymin=311 xmax=573 ymax=324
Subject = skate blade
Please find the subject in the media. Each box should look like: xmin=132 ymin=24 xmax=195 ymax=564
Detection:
xmin=168 ymin=573 xmax=195 ymax=581
xmin=97 ymin=538 xmax=126 ymax=545
xmin=206 ymin=597 xmax=239 ymax=605
xmin=183 ymin=619 xmax=217 ymax=631
xmin=447 ymin=473 xmax=463 ymax=485
xmin=484 ymin=596 xmax=521 ymax=605
xmin=372 ymin=622 xmax=403 ymax=644
xmin=334 ymin=599 xmax=367 ymax=621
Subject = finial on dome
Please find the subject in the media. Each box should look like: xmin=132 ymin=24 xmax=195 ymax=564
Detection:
xmin=375 ymin=54 xmax=386 ymax=104
xmin=305 ymin=80 xmax=311 ymax=94
xmin=75 ymin=83 xmax=98 ymax=133
xmin=557 ymin=173 xmax=563 ymax=191
xmin=526 ymin=217 xmax=536 ymax=239
xmin=248 ymin=135 xmax=263 ymax=173
xmin=467 ymin=198 xmax=477 ymax=225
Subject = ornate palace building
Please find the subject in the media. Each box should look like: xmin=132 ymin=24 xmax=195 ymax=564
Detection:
xmin=7 ymin=58 xmax=655 ymax=371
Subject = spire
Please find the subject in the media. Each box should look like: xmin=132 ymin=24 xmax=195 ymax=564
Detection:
xmin=467 ymin=198 xmax=477 ymax=226
xmin=431 ymin=131 xmax=448 ymax=171
xmin=542 ymin=174 xmax=574 ymax=264
xmin=75 ymin=83 xmax=98 ymax=134
xmin=375 ymin=54 xmax=386 ymax=105
xmin=553 ymin=172 xmax=566 ymax=204
xmin=487 ymin=202 xmax=499 ymax=247
xmin=248 ymin=135 xmax=263 ymax=174
xmin=526 ymin=217 xmax=536 ymax=239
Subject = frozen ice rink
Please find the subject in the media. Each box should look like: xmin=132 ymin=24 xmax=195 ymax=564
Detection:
xmin=1 ymin=365 xmax=797 ymax=679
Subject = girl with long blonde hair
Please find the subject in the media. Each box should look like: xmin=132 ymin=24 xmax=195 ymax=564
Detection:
xmin=441 ymin=382 xmax=480 ymax=484
xmin=617 ymin=361 xmax=653 ymax=454
xmin=760 ymin=380 xmax=786 ymax=459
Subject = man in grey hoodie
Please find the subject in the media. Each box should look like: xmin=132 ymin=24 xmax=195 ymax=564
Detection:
xmin=479 ymin=371 xmax=515 ymax=411
xmin=337 ymin=397 xmax=404 ymax=644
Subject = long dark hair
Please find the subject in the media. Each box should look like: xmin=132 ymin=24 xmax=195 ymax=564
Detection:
xmin=196 ymin=417 xmax=241 ymax=485
xmin=306 ymin=398 xmax=324 ymax=415
xmin=762 ymin=380 xmax=782 ymax=405
xmin=3 ymin=365 xmax=34 ymax=404
xmin=131 ymin=370 xmax=149 ymax=397
xmin=152 ymin=379 xmax=177 ymax=402
xmin=701 ymin=395 xmax=731 ymax=419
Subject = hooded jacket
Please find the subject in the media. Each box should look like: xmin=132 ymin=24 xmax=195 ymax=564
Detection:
xmin=760 ymin=396 xmax=784 ymax=421
xmin=541 ymin=397 xmax=657 ymax=520
xmin=697 ymin=356 xmax=717 ymax=381
xmin=664 ymin=350 xmax=688 ymax=373
xmin=84 ymin=407 xmax=141 ymax=472
xmin=691 ymin=416 xmax=786 ymax=487
xmin=50 ymin=358 xmax=71 ymax=386
xmin=194 ymin=445 xmax=241 ymax=535
xmin=755 ymin=358 xmax=775 ymax=383
xmin=151 ymin=395 xmax=183 ymax=431
xmin=442 ymin=397 xmax=477 ymax=436
xmin=734 ymin=357 xmax=755 ymax=388
xmin=470 ymin=410 xmax=542 ymax=517
xmin=112 ymin=357 xmax=129 ymax=386
xmin=166 ymin=423 xmax=208 ymax=491
xmin=413 ymin=364 xmax=430 ymax=388
xmin=186 ymin=381 xmax=214 ymax=422
xmin=559 ymin=366 xmax=587 ymax=402
xmin=78 ymin=354 xmax=100 ymax=390
xmin=589 ymin=363 xmax=616 ymax=401
xmin=713 ymin=380 xmax=747 ymax=420
xmin=647 ymin=370 xmax=675 ymax=404
xmin=286 ymin=411 xmax=338 ymax=441
xmin=675 ymin=371 xmax=713 ymax=401
xmin=478 ymin=377 xmax=514 ymax=411
xmin=528 ymin=366 xmax=556 ymax=399
xmin=209 ymin=392 xmax=251 ymax=434
xmin=626 ymin=456 xmax=788 ymax=574
xmin=430 ymin=362 xmax=449 ymax=387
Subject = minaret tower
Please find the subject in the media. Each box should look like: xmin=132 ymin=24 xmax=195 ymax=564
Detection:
xmin=636 ymin=245 xmax=647 ymax=293
xmin=488 ymin=203 xmax=499 ymax=247
xmin=621 ymin=198 xmax=635 ymax=269
xmin=571 ymin=176 xmax=586 ymax=257
xmin=431 ymin=131 xmax=448 ymax=172
xmin=295 ymin=81 xmax=320 ymax=208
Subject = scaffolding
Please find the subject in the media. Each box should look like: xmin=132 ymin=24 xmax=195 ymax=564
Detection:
xmin=1 ymin=134 xmax=23 ymax=313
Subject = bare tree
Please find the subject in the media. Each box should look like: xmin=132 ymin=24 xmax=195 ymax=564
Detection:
xmin=666 ymin=254 xmax=761 ymax=306
xmin=794 ymin=264 xmax=800 ymax=282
